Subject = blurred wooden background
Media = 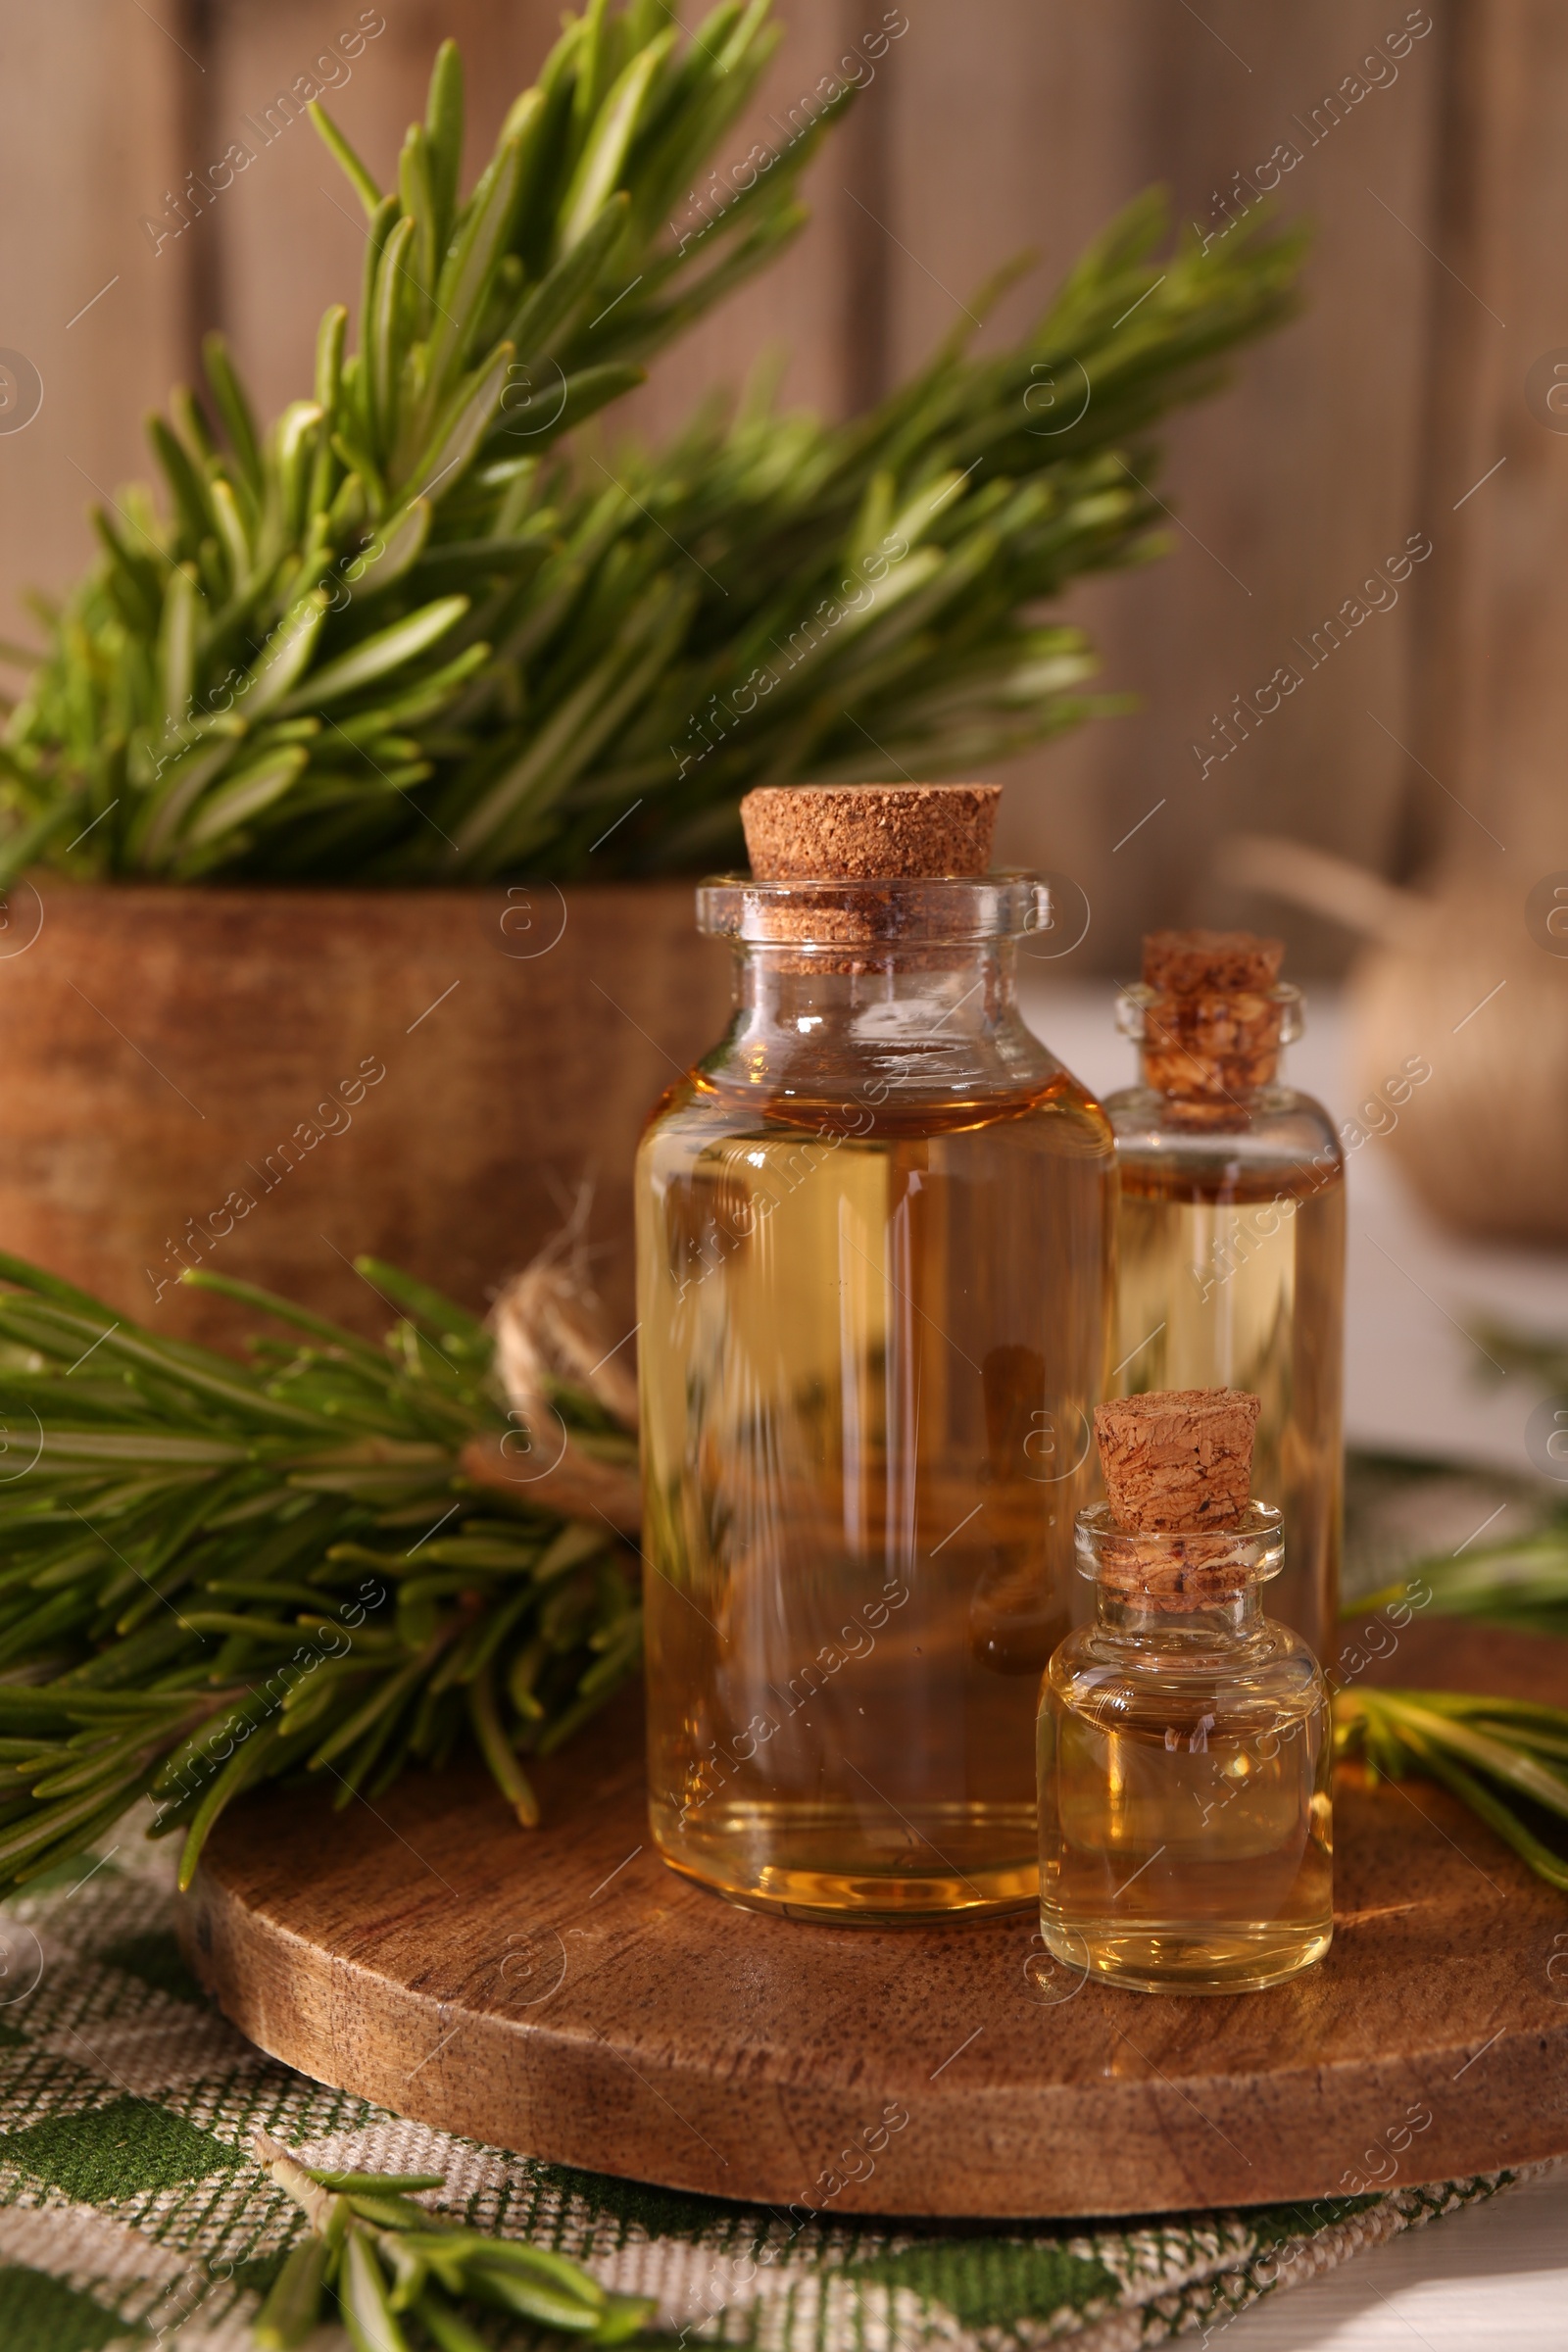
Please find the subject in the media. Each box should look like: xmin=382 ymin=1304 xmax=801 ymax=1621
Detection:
xmin=0 ymin=0 xmax=1553 ymax=969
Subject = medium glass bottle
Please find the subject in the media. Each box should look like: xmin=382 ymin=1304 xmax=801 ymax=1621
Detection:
xmin=636 ymin=785 xmax=1115 ymax=1921
xmin=1103 ymin=930 xmax=1345 ymax=1655
xmin=1039 ymin=1390 xmax=1334 ymax=1993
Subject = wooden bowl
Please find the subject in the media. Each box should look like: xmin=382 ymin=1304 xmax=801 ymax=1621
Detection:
xmin=0 ymin=879 xmax=728 ymax=1348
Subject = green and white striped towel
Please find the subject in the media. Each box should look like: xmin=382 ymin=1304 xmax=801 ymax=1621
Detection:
xmin=0 ymin=1834 xmax=1529 ymax=2350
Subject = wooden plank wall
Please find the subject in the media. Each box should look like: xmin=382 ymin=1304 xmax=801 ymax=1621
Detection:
xmin=0 ymin=0 xmax=1540 ymax=965
xmin=1407 ymin=0 xmax=1568 ymax=885
xmin=0 ymin=6 xmax=191 ymax=651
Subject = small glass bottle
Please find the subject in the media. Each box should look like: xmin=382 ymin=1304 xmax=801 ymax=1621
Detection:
xmin=636 ymin=785 xmax=1115 ymax=1921
xmin=1038 ymin=1389 xmax=1334 ymax=1993
xmin=1103 ymin=930 xmax=1345 ymax=1657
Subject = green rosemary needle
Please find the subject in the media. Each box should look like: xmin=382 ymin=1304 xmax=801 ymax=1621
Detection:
xmin=0 ymin=1251 xmax=639 ymax=1893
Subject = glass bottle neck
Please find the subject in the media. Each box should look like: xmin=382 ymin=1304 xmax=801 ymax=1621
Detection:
xmin=733 ymin=941 xmax=1016 ymax=1039
xmin=1116 ymin=980 xmax=1303 ymax=1114
xmin=1093 ymin=1582 xmax=1265 ymax=1646
xmin=707 ymin=939 xmax=1057 ymax=1112
xmin=692 ymin=873 xmax=1057 ymax=1102
xmin=1073 ymin=1501 xmax=1284 ymax=1637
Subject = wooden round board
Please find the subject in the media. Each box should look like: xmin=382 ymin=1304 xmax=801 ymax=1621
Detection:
xmin=179 ymin=1617 xmax=1568 ymax=2217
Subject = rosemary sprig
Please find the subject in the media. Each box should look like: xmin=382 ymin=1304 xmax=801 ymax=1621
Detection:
xmin=1335 ymin=1689 xmax=1568 ymax=1892
xmin=253 ymin=2132 xmax=654 ymax=2350
xmin=4 ymin=1245 xmax=1563 ymax=1906
xmin=1353 ymin=1309 xmax=1568 ymax=1638
xmin=0 ymin=0 xmax=1304 ymax=886
xmin=1357 ymin=1531 xmax=1568 ymax=1640
xmin=0 ymin=1253 xmax=639 ymax=1895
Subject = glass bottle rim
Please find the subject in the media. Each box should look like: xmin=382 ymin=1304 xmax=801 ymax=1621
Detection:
xmin=1074 ymin=1499 xmax=1285 ymax=1587
xmin=1116 ymin=979 xmax=1304 ymax=1046
xmin=697 ymin=870 xmax=1051 ymax=946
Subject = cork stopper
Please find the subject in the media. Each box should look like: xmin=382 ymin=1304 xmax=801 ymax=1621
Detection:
xmin=1142 ymin=930 xmax=1283 ymax=997
xmin=1097 ymin=1389 xmax=1258 ymax=1531
xmin=1138 ymin=928 xmax=1287 ymax=1110
xmin=1089 ymin=1390 xmax=1264 ymax=1610
xmin=741 ymin=785 xmax=1000 ymax=881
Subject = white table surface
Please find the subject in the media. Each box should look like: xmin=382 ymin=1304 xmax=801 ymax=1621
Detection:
xmin=1217 ymin=2164 xmax=1568 ymax=2351
xmin=1019 ymin=977 xmax=1568 ymax=2351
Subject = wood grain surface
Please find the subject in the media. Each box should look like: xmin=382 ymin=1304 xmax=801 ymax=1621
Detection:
xmin=0 ymin=0 xmax=190 ymax=649
xmin=180 ymin=1615 xmax=1568 ymax=2217
xmin=878 ymin=0 xmax=1446 ymax=968
xmin=1404 ymin=0 xmax=1568 ymax=882
xmin=0 ymin=879 xmax=728 ymax=1348
xmin=6 ymin=2 xmax=1501 ymax=971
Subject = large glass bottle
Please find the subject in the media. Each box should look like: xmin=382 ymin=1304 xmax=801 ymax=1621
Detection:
xmin=1102 ymin=932 xmax=1345 ymax=1654
xmin=635 ymin=786 xmax=1115 ymax=1922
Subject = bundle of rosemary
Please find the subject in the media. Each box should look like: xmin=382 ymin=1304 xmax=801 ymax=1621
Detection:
xmin=0 ymin=1247 xmax=1561 ymax=1902
xmin=0 ymin=0 xmax=1304 ymax=885
xmin=0 ymin=1253 xmax=638 ymax=1896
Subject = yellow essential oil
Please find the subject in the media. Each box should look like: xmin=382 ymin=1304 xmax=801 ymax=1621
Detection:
xmin=1040 ymin=1497 xmax=1334 ymax=1993
xmin=637 ymin=864 xmax=1114 ymax=1921
xmin=1112 ymin=1156 xmax=1345 ymax=1652
xmin=1104 ymin=932 xmax=1346 ymax=1657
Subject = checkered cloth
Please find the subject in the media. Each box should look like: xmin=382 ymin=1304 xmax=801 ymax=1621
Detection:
xmin=0 ymin=1828 xmax=1530 ymax=2351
